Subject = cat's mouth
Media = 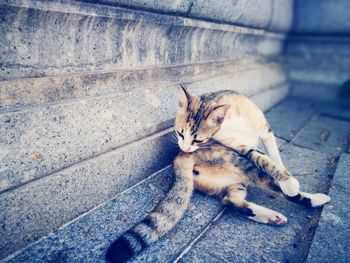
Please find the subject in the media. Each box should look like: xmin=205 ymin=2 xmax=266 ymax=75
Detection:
xmin=180 ymin=148 xmax=195 ymax=153
xmin=179 ymin=145 xmax=197 ymax=153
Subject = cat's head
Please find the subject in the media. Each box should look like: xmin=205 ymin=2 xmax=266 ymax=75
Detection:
xmin=174 ymin=85 xmax=230 ymax=153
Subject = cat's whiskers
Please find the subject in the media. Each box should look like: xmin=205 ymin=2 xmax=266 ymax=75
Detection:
xmin=168 ymin=131 xmax=178 ymax=143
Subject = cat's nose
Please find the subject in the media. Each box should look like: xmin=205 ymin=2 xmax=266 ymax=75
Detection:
xmin=182 ymin=146 xmax=191 ymax=152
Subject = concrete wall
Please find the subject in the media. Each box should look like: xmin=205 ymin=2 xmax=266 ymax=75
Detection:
xmin=0 ymin=0 xmax=292 ymax=259
xmin=285 ymin=0 xmax=350 ymax=103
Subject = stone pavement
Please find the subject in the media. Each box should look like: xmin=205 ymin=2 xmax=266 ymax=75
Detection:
xmin=1 ymin=98 xmax=349 ymax=263
xmin=307 ymin=153 xmax=350 ymax=263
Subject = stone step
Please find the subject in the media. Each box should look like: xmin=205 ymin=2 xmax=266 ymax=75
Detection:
xmin=0 ymin=0 xmax=285 ymax=82
xmin=285 ymin=36 xmax=350 ymax=86
xmin=78 ymin=0 xmax=293 ymax=32
xmin=290 ymin=81 xmax=344 ymax=104
xmin=0 ymin=60 xmax=283 ymax=112
xmin=307 ymin=153 xmax=350 ymax=263
xmin=0 ymin=140 xmax=332 ymax=263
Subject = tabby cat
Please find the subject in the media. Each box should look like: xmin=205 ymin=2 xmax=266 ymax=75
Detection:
xmin=105 ymin=87 xmax=331 ymax=263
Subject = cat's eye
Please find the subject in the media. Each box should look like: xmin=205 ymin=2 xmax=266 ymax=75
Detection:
xmin=177 ymin=131 xmax=184 ymax=139
xmin=192 ymin=139 xmax=204 ymax=144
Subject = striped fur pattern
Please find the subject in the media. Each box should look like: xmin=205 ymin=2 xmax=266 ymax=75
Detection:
xmin=105 ymin=157 xmax=194 ymax=263
xmin=106 ymin=143 xmax=330 ymax=262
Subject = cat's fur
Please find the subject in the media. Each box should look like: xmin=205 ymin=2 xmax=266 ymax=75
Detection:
xmin=105 ymin=87 xmax=331 ymax=263
xmin=175 ymin=85 xmax=285 ymax=168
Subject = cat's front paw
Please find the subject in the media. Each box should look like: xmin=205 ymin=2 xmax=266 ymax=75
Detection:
xmin=278 ymin=177 xmax=300 ymax=197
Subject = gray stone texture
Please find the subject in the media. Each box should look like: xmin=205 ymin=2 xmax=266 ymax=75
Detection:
xmin=293 ymin=115 xmax=350 ymax=157
xmin=290 ymin=82 xmax=344 ymax=104
xmin=286 ymin=0 xmax=350 ymax=107
xmin=0 ymin=131 xmax=178 ymax=259
xmin=307 ymin=153 xmax=350 ymax=263
xmin=79 ymin=0 xmax=294 ymax=31
xmin=189 ymin=0 xmax=271 ymax=28
xmin=286 ymin=37 xmax=350 ymax=86
xmin=268 ymin=0 xmax=293 ymax=32
xmin=292 ymin=0 xmax=350 ymax=34
xmin=0 ymin=61 xmax=285 ymax=111
xmin=265 ymin=99 xmax=315 ymax=141
xmin=0 ymin=0 xmax=284 ymax=81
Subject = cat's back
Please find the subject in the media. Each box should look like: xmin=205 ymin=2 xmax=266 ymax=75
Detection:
xmin=200 ymin=90 xmax=264 ymax=118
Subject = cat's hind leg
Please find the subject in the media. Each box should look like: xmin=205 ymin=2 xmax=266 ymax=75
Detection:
xmin=237 ymin=146 xmax=331 ymax=208
xmin=222 ymin=184 xmax=287 ymax=225
xmin=235 ymin=145 xmax=300 ymax=197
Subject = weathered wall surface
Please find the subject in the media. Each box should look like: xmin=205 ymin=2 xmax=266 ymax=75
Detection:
xmin=286 ymin=0 xmax=350 ymax=103
xmin=0 ymin=0 xmax=293 ymax=259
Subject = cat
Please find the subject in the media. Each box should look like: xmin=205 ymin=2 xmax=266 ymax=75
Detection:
xmin=174 ymin=85 xmax=301 ymax=196
xmin=105 ymin=143 xmax=331 ymax=263
xmin=105 ymin=86 xmax=330 ymax=262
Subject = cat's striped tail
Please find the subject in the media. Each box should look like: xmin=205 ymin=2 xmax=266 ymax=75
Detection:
xmin=105 ymin=153 xmax=194 ymax=263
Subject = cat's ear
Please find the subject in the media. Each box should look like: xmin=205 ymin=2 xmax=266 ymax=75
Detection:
xmin=207 ymin=105 xmax=230 ymax=127
xmin=178 ymin=84 xmax=192 ymax=114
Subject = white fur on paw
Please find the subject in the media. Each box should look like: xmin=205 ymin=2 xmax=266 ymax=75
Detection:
xmin=302 ymin=192 xmax=331 ymax=207
xmin=249 ymin=204 xmax=287 ymax=225
xmin=278 ymin=177 xmax=300 ymax=197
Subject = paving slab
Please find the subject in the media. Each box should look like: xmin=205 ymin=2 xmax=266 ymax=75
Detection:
xmin=307 ymin=153 xmax=350 ymax=263
xmin=2 ymin=166 xmax=222 ymax=263
xmin=293 ymin=115 xmax=350 ymax=157
xmin=265 ymin=99 xmax=315 ymax=141
xmin=176 ymin=144 xmax=333 ymax=263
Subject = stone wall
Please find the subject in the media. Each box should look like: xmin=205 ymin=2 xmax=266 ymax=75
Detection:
xmin=0 ymin=0 xmax=293 ymax=259
xmin=286 ymin=0 xmax=350 ymax=103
